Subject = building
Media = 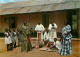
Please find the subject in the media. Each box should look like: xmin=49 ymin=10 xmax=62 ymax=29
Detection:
xmin=0 ymin=0 xmax=80 ymax=38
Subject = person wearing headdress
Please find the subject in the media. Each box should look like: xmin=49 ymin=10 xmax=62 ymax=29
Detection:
xmin=35 ymin=21 xmax=45 ymax=43
xmin=59 ymin=19 xmax=72 ymax=56
xmin=26 ymin=28 xmax=32 ymax=52
xmin=48 ymin=20 xmax=57 ymax=42
xmin=20 ymin=20 xmax=32 ymax=52
xmin=20 ymin=21 xmax=28 ymax=52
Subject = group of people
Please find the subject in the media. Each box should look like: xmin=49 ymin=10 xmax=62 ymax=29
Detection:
xmin=4 ymin=28 xmax=21 ymax=51
xmin=4 ymin=21 xmax=32 ymax=52
xmin=4 ymin=19 xmax=72 ymax=56
xmin=35 ymin=20 xmax=61 ymax=50
xmin=35 ymin=20 xmax=72 ymax=56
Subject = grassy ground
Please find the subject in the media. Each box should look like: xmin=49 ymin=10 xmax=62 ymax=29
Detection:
xmin=0 ymin=40 xmax=80 ymax=57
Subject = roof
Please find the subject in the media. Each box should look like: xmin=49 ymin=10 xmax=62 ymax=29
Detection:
xmin=0 ymin=0 xmax=80 ymax=15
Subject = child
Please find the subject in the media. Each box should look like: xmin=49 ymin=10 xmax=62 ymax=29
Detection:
xmin=9 ymin=30 xmax=14 ymax=50
xmin=13 ymin=29 xmax=17 ymax=48
xmin=4 ymin=28 xmax=10 ymax=51
xmin=8 ymin=29 xmax=13 ymax=50
xmin=17 ymin=29 xmax=21 ymax=47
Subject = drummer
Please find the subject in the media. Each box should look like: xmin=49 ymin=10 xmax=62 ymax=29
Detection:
xmin=43 ymin=28 xmax=50 ymax=47
xmin=35 ymin=21 xmax=45 ymax=43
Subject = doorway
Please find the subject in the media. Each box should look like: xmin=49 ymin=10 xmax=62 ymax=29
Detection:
xmin=66 ymin=10 xmax=78 ymax=38
xmin=42 ymin=14 xmax=49 ymax=28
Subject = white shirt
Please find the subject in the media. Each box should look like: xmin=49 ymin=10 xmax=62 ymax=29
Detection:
xmin=35 ymin=24 xmax=44 ymax=32
xmin=13 ymin=32 xmax=16 ymax=36
xmin=5 ymin=32 xmax=10 ymax=44
xmin=44 ymin=32 xmax=50 ymax=41
xmin=48 ymin=23 xmax=57 ymax=30
xmin=54 ymin=41 xmax=61 ymax=50
xmin=48 ymin=23 xmax=57 ymax=41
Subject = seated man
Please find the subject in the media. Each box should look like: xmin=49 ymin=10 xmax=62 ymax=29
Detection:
xmin=43 ymin=28 xmax=50 ymax=47
xmin=50 ymin=38 xmax=61 ymax=50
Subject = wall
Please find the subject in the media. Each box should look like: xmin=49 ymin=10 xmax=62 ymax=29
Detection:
xmin=17 ymin=11 xmax=66 ymax=32
xmin=17 ymin=13 xmax=42 ymax=30
xmin=0 ymin=15 xmax=9 ymax=32
xmin=0 ymin=15 xmax=19 ymax=32
xmin=49 ymin=11 xmax=66 ymax=32
xmin=0 ymin=11 xmax=66 ymax=33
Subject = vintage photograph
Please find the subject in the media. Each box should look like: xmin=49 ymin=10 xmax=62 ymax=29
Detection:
xmin=0 ymin=0 xmax=80 ymax=57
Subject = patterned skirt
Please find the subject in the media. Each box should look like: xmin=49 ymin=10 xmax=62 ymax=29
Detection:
xmin=59 ymin=37 xmax=72 ymax=56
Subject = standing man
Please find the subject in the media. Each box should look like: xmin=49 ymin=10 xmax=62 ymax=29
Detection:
xmin=35 ymin=21 xmax=45 ymax=43
xmin=48 ymin=20 xmax=57 ymax=42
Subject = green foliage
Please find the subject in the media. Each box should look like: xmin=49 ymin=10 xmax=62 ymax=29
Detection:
xmin=20 ymin=24 xmax=32 ymax=36
xmin=72 ymin=15 xmax=77 ymax=30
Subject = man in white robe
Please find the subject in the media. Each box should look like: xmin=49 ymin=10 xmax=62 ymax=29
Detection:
xmin=35 ymin=21 xmax=45 ymax=43
xmin=48 ymin=20 xmax=57 ymax=42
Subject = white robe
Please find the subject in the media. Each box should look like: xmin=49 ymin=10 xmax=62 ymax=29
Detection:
xmin=44 ymin=32 xmax=50 ymax=41
xmin=48 ymin=23 xmax=57 ymax=42
xmin=54 ymin=41 xmax=61 ymax=50
xmin=8 ymin=36 xmax=12 ymax=44
xmin=35 ymin=24 xmax=45 ymax=42
xmin=44 ymin=32 xmax=50 ymax=40
xmin=5 ymin=32 xmax=10 ymax=44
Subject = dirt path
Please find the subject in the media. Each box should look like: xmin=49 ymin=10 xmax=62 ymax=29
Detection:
xmin=0 ymin=41 xmax=80 ymax=57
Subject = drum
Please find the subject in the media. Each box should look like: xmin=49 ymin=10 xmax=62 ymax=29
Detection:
xmin=37 ymin=32 xmax=41 ymax=42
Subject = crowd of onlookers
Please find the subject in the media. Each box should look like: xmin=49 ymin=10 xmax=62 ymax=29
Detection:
xmin=4 ymin=28 xmax=21 ymax=51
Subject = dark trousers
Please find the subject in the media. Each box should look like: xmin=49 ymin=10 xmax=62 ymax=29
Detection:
xmin=14 ymin=42 xmax=16 ymax=48
xmin=10 ymin=43 xmax=13 ymax=50
xmin=7 ymin=44 xmax=10 ymax=51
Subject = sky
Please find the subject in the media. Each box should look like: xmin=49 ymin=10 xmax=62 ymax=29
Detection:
xmin=0 ymin=0 xmax=28 ymax=4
